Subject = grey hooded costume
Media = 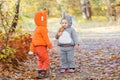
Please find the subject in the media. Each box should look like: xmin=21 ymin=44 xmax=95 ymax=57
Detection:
xmin=55 ymin=13 xmax=79 ymax=69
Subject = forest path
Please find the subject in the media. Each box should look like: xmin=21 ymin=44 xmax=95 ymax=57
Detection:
xmin=25 ymin=19 xmax=120 ymax=80
xmin=0 ymin=18 xmax=120 ymax=80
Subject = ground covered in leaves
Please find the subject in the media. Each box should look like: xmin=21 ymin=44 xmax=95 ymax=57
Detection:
xmin=0 ymin=35 xmax=120 ymax=80
xmin=0 ymin=20 xmax=120 ymax=80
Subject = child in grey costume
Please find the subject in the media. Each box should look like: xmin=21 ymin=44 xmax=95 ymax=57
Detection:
xmin=55 ymin=13 xmax=79 ymax=73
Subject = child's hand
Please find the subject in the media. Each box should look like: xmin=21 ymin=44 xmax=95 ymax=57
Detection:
xmin=28 ymin=51 xmax=34 ymax=55
xmin=57 ymin=32 xmax=62 ymax=36
xmin=74 ymin=44 xmax=79 ymax=51
xmin=56 ymin=32 xmax=62 ymax=39
xmin=48 ymin=49 xmax=52 ymax=54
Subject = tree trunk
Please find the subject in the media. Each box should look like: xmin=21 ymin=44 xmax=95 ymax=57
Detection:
xmin=116 ymin=2 xmax=120 ymax=23
xmin=80 ymin=0 xmax=92 ymax=20
xmin=107 ymin=0 xmax=116 ymax=22
xmin=9 ymin=0 xmax=20 ymax=33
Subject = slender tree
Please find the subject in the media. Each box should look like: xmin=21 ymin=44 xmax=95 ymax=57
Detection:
xmin=0 ymin=0 xmax=20 ymax=54
xmin=107 ymin=0 xmax=116 ymax=22
xmin=9 ymin=0 xmax=20 ymax=33
xmin=80 ymin=0 xmax=92 ymax=20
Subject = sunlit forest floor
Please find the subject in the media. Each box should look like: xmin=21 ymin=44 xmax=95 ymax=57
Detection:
xmin=0 ymin=18 xmax=120 ymax=80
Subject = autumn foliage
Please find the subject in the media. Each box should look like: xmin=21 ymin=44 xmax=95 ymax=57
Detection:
xmin=0 ymin=33 xmax=32 ymax=66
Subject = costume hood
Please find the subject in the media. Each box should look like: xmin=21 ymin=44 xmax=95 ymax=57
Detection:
xmin=34 ymin=9 xmax=47 ymax=27
xmin=61 ymin=12 xmax=72 ymax=27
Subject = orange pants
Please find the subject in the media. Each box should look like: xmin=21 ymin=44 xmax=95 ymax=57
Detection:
xmin=34 ymin=46 xmax=50 ymax=70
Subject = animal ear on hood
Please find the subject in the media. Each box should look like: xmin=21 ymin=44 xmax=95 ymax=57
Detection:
xmin=60 ymin=12 xmax=72 ymax=27
xmin=34 ymin=9 xmax=47 ymax=27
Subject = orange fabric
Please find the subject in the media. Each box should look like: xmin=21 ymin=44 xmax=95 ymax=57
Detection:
xmin=29 ymin=9 xmax=52 ymax=70
xmin=34 ymin=9 xmax=47 ymax=27
xmin=35 ymin=46 xmax=50 ymax=69
xmin=29 ymin=9 xmax=52 ymax=52
xmin=30 ymin=43 xmax=34 ymax=52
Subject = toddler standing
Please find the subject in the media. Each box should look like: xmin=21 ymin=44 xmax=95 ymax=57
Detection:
xmin=55 ymin=13 xmax=79 ymax=73
xmin=29 ymin=9 xmax=52 ymax=79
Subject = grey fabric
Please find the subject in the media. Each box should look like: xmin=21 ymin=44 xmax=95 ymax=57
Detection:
xmin=57 ymin=13 xmax=79 ymax=69
xmin=59 ymin=46 xmax=75 ymax=68
xmin=57 ymin=27 xmax=79 ymax=46
xmin=60 ymin=12 xmax=72 ymax=27
xmin=58 ymin=13 xmax=79 ymax=46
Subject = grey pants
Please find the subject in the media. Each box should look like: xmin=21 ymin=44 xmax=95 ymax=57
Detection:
xmin=59 ymin=46 xmax=75 ymax=69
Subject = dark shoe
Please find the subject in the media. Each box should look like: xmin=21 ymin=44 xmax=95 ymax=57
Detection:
xmin=38 ymin=73 xmax=46 ymax=79
xmin=67 ymin=68 xmax=75 ymax=73
xmin=38 ymin=70 xmax=48 ymax=79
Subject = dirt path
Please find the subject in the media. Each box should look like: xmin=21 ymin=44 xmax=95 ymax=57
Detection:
xmin=0 ymin=19 xmax=120 ymax=80
xmin=49 ymin=20 xmax=120 ymax=80
xmin=23 ymin=20 xmax=120 ymax=80
xmin=48 ymin=29 xmax=120 ymax=80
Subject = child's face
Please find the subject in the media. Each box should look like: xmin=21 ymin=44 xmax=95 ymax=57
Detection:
xmin=61 ymin=19 xmax=68 ymax=28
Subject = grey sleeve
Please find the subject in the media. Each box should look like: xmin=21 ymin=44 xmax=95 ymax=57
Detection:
xmin=71 ymin=28 xmax=79 ymax=45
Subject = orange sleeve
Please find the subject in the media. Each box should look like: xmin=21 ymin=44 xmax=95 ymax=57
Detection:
xmin=47 ymin=43 xmax=52 ymax=49
xmin=40 ymin=29 xmax=53 ymax=49
xmin=29 ymin=43 xmax=34 ymax=52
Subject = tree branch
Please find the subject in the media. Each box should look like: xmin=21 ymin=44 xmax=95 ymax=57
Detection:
xmin=9 ymin=0 xmax=20 ymax=33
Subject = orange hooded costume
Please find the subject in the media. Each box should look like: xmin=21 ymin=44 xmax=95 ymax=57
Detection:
xmin=29 ymin=9 xmax=52 ymax=70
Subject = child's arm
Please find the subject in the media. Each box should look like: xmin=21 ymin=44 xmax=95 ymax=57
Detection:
xmin=28 ymin=43 xmax=34 ymax=55
xmin=55 ymin=32 xmax=62 ymax=39
xmin=55 ymin=26 xmax=64 ymax=39
xmin=40 ymin=29 xmax=53 ymax=49
xmin=71 ymin=28 xmax=79 ymax=50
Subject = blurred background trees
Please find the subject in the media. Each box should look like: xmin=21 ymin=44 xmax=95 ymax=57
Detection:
xmin=0 ymin=0 xmax=120 ymax=32
xmin=0 ymin=0 xmax=120 ymax=38
xmin=1 ymin=0 xmax=120 ymax=53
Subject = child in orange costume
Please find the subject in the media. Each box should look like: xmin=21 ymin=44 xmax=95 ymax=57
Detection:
xmin=29 ymin=9 xmax=52 ymax=79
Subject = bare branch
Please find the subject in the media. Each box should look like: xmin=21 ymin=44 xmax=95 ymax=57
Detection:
xmin=9 ymin=0 xmax=20 ymax=33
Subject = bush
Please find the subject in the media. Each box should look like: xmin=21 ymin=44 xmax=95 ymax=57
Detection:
xmin=0 ymin=33 xmax=32 ymax=66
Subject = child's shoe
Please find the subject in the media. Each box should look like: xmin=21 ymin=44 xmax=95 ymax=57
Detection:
xmin=68 ymin=68 xmax=75 ymax=73
xmin=60 ymin=68 xmax=67 ymax=73
xmin=38 ymin=70 xmax=48 ymax=79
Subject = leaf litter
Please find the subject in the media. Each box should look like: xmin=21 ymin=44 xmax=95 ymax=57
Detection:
xmin=0 ymin=32 xmax=120 ymax=80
